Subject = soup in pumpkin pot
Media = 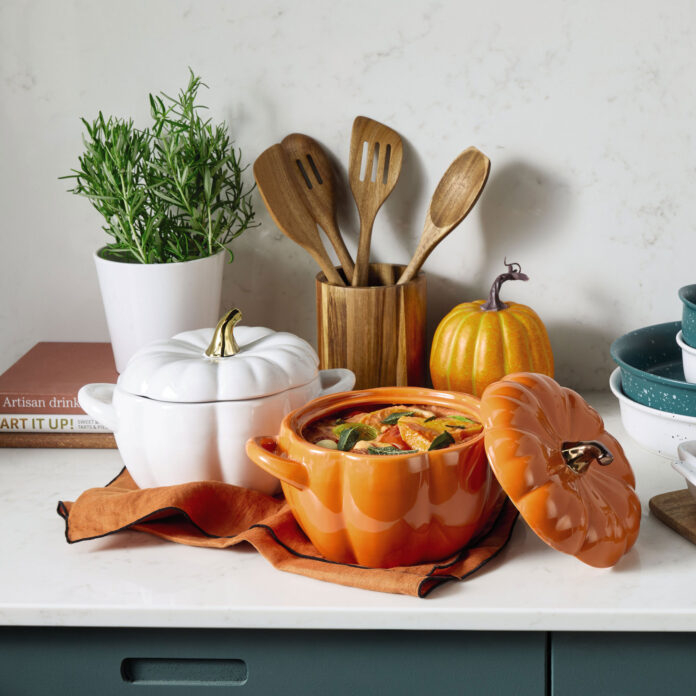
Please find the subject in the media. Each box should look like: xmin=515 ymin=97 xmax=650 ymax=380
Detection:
xmin=303 ymin=404 xmax=482 ymax=454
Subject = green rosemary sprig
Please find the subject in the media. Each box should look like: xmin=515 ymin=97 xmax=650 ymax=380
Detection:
xmin=62 ymin=70 xmax=256 ymax=264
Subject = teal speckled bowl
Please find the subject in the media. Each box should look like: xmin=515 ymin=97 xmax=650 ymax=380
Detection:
xmin=679 ymin=285 xmax=696 ymax=348
xmin=610 ymin=320 xmax=696 ymax=417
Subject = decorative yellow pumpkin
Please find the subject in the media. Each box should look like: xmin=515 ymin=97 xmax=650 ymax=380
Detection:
xmin=430 ymin=261 xmax=554 ymax=396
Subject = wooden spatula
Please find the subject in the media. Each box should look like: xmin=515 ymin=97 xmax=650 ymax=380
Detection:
xmin=281 ymin=133 xmax=354 ymax=281
xmin=397 ymin=147 xmax=490 ymax=285
xmin=253 ymin=144 xmax=345 ymax=286
xmin=348 ymin=116 xmax=403 ymax=286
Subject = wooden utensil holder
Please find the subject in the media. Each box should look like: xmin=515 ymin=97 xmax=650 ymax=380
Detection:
xmin=316 ymin=263 xmax=426 ymax=389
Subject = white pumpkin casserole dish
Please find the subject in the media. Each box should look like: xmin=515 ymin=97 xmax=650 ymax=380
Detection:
xmin=79 ymin=309 xmax=354 ymax=493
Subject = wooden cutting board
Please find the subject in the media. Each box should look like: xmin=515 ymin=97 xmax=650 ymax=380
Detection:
xmin=0 ymin=432 xmax=116 ymax=449
xmin=649 ymin=489 xmax=696 ymax=545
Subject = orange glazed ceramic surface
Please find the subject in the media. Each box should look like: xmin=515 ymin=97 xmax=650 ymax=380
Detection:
xmin=480 ymin=373 xmax=641 ymax=568
xmin=430 ymin=262 xmax=554 ymax=396
xmin=246 ymin=387 xmax=504 ymax=568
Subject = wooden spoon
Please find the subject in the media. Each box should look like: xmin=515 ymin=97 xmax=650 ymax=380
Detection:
xmin=281 ymin=133 xmax=354 ymax=280
xmin=397 ymin=147 xmax=490 ymax=285
xmin=348 ymin=116 xmax=403 ymax=286
xmin=253 ymin=144 xmax=345 ymax=286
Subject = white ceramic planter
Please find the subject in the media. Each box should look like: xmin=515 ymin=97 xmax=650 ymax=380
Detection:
xmin=94 ymin=249 xmax=225 ymax=372
xmin=78 ymin=368 xmax=354 ymax=494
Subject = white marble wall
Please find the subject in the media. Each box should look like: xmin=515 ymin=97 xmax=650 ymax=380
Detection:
xmin=1 ymin=0 xmax=694 ymax=389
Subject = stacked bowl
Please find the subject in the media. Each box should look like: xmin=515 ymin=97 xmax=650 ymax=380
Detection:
xmin=677 ymin=285 xmax=696 ymax=383
xmin=610 ymin=285 xmax=696 ymax=459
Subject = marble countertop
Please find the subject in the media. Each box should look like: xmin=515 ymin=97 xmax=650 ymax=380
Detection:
xmin=2 ymin=391 xmax=695 ymax=632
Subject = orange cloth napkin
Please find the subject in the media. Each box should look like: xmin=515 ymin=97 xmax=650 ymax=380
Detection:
xmin=57 ymin=468 xmax=518 ymax=598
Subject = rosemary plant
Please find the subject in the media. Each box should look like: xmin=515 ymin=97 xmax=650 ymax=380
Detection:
xmin=63 ymin=71 xmax=256 ymax=263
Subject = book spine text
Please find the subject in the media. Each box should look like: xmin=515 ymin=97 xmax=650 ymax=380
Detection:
xmin=0 ymin=393 xmax=87 ymax=415
xmin=0 ymin=413 xmax=111 ymax=434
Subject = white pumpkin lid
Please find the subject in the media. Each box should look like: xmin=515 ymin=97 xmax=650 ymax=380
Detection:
xmin=117 ymin=309 xmax=319 ymax=402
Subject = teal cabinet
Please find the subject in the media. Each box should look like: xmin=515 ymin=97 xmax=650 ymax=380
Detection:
xmin=7 ymin=627 xmax=693 ymax=695
xmin=551 ymin=632 xmax=694 ymax=696
xmin=0 ymin=627 xmax=545 ymax=695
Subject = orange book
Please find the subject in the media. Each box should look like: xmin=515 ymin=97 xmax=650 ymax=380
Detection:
xmin=0 ymin=342 xmax=117 ymax=416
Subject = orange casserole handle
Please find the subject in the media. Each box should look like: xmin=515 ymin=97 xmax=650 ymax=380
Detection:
xmin=246 ymin=437 xmax=310 ymax=490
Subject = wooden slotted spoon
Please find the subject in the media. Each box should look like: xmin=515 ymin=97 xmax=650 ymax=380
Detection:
xmin=349 ymin=116 xmax=403 ymax=286
xmin=397 ymin=147 xmax=490 ymax=285
xmin=253 ymin=144 xmax=345 ymax=286
xmin=281 ymin=133 xmax=354 ymax=281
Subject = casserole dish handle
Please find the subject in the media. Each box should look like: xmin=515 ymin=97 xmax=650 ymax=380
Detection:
xmin=674 ymin=441 xmax=696 ymax=484
xmin=318 ymin=368 xmax=355 ymax=396
xmin=78 ymin=383 xmax=119 ymax=432
xmin=246 ymin=437 xmax=309 ymax=490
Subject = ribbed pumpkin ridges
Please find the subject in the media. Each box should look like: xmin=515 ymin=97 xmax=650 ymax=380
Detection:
xmin=430 ymin=263 xmax=554 ymax=396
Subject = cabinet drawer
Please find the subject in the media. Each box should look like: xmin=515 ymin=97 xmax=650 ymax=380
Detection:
xmin=1 ymin=627 xmax=545 ymax=695
xmin=552 ymin=632 xmax=696 ymax=696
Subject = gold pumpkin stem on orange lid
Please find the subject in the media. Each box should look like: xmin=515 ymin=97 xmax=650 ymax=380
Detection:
xmin=480 ymin=259 xmax=529 ymax=312
xmin=206 ymin=308 xmax=242 ymax=358
xmin=561 ymin=440 xmax=614 ymax=474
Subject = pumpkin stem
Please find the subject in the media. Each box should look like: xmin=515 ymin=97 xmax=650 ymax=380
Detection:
xmin=480 ymin=259 xmax=529 ymax=311
xmin=206 ymin=308 xmax=242 ymax=358
xmin=561 ymin=440 xmax=613 ymax=474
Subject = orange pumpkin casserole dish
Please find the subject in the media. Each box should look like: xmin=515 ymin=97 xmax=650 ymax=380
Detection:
xmin=247 ymin=377 xmax=641 ymax=570
xmin=246 ymin=387 xmax=504 ymax=568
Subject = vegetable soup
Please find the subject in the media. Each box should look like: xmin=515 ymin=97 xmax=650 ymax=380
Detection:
xmin=303 ymin=404 xmax=482 ymax=455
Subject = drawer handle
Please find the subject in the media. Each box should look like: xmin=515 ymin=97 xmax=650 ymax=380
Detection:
xmin=121 ymin=658 xmax=247 ymax=686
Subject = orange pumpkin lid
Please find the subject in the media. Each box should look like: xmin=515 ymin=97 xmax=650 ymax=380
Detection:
xmin=480 ymin=372 xmax=641 ymax=568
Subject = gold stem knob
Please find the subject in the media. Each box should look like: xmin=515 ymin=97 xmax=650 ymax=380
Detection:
xmin=206 ymin=308 xmax=242 ymax=358
xmin=561 ymin=440 xmax=613 ymax=474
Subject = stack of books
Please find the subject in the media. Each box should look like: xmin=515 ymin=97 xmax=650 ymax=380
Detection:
xmin=0 ymin=342 xmax=118 ymax=448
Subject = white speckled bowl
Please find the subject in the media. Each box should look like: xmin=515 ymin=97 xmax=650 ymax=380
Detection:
xmin=609 ymin=368 xmax=696 ymax=459
xmin=676 ymin=330 xmax=696 ymax=385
